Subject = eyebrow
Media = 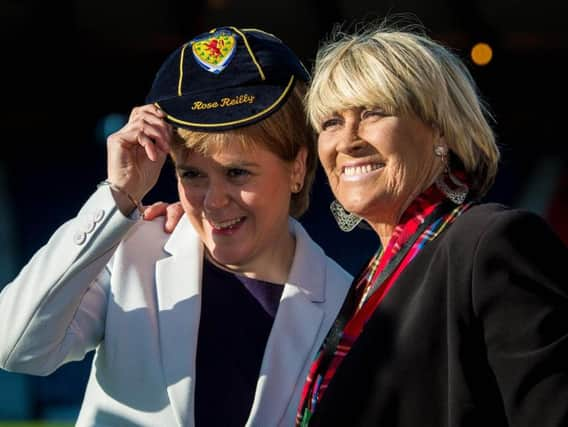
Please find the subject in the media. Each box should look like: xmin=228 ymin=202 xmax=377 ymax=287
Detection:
xmin=175 ymin=161 xmax=260 ymax=171
xmin=224 ymin=161 xmax=260 ymax=168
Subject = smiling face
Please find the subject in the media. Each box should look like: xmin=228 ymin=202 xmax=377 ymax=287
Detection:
xmin=318 ymin=107 xmax=443 ymax=227
xmin=175 ymin=138 xmax=306 ymax=280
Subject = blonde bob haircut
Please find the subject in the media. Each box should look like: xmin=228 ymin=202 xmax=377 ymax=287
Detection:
xmin=307 ymin=22 xmax=500 ymax=198
xmin=169 ymin=83 xmax=317 ymax=218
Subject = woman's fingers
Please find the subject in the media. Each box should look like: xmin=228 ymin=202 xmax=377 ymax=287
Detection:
xmin=137 ymin=118 xmax=171 ymax=155
xmin=110 ymin=118 xmax=170 ymax=162
xmin=125 ymin=105 xmax=171 ymax=154
xmin=142 ymin=201 xmax=184 ymax=233
xmin=142 ymin=201 xmax=169 ymax=221
xmin=137 ymin=130 xmax=160 ymax=162
xmin=165 ymin=202 xmax=185 ymax=233
xmin=129 ymin=104 xmax=165 ymax=122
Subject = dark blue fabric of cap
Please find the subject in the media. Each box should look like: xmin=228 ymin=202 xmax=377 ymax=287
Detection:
xmin=145 ymin=26 xmax=310 ymax=131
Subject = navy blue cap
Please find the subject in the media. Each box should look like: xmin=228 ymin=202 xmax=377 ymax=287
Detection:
xmin=145 ymin=26 xmax=310 ymax=131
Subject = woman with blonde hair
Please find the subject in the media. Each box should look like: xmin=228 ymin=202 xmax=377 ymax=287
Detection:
xmin=295 ymin=21 xmax=568 ymax=426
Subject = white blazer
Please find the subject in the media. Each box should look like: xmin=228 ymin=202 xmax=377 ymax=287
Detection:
xmin=0 ymin=186 xmax=352 ymax=426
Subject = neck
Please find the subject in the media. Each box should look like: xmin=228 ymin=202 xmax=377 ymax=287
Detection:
xmin=205 ymin=229 xmax=296 ymax=285
xmin=364 ymin=206 xmax=403 ymax=249
xmin=365 ymin=181 xmax=444 ymax=248
xmin=368 ymin=223 xmax=395 ymax=249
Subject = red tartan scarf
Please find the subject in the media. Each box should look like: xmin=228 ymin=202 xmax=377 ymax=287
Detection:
xmin=296 ymin=185 xmax=472 ymax=426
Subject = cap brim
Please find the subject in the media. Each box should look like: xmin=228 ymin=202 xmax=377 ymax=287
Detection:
xmin=156 ymin=75 xmax=296 ymax=131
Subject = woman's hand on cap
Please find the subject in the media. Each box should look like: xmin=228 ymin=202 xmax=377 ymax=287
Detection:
xmin=106 ymin=104 xmax=172 ymax=202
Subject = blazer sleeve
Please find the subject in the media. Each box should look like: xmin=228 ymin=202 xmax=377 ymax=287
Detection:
xmin=0 ymin=186 xmax=138 ymax=376
xmin=472 ymin=208 xmax=568 ymax=426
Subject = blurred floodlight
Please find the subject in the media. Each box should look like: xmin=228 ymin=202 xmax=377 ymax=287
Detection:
xmin=471 ymin=42 xmax=493 ymax=66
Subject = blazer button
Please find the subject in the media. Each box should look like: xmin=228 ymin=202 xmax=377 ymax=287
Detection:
xmin=83 ymin=219 xmax=95 ymax=233
xmin=94 ymin=209 xmax=105 ymax=223
xmin=73 ymin=230 xmax=87 ymax=245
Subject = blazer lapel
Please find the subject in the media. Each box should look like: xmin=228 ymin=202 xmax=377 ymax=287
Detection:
xmin=155 ymin=216 xmax=203 ymax=427
xmin=247 ymin=219 xmax=326 ymax=426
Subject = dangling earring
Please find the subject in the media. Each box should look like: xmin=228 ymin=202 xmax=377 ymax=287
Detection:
xmin=433 ymin=144 xmax=469 ymax=204
xmin=330 ymin=200 xmax=362 ymax=232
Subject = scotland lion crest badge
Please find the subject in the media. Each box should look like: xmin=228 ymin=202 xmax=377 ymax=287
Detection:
xmin=191 ymin=29 xmax=237 ymax=74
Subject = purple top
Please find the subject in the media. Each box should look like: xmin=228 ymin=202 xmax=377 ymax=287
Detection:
xmin=194 ymin=258 xmax=285 ymax=426
xmin=235 ymin=274 xmax=285 ymax=318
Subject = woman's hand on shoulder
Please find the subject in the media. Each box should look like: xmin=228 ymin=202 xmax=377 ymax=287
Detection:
xmin=143 ymin=201 xmax=184 ymax=233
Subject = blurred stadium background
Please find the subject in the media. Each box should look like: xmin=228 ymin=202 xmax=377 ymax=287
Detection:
xmin=1 ymin=0 xmax=567 ymax=423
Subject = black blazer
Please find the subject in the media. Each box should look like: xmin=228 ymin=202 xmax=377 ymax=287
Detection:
xmin=310 ymin=203 xmax=568 ymax=427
